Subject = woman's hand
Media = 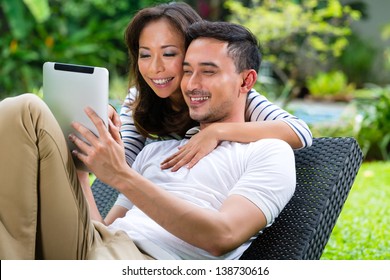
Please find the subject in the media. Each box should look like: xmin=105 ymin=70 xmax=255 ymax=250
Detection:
xmin=160 ymin=125 xmax=220 ymax=172
xmin=69 ymin=107 xmax=129 ymax=187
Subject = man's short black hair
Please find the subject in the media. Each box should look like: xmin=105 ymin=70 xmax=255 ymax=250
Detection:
xmin=185 ymin=21 xmax=262 ymax=73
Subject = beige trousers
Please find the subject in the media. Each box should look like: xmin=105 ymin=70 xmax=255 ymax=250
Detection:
xmin=0 ymin=94 xmax=151 ymax=260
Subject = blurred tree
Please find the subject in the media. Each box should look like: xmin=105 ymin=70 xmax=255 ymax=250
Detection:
xmin=224 ymin=0 xmax=361 ymax=100
xmin=0 ymin=0 xmax=167 ymax=99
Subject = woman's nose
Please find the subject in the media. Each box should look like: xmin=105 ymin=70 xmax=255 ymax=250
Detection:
xmin=150 ymin=57 xmax=164 ymax=73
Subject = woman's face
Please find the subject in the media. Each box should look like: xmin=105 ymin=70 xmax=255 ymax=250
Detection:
xmin=138 ymin=18 xmax=185 ymax=100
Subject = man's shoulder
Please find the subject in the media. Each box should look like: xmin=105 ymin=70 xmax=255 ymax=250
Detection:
xmin=228 ymin=138 xmax=292 ymax=150
xmin=143 ymin=138 xmax=185 ymax=153
xmin=253 ymin=138 xmax=292 ymax=149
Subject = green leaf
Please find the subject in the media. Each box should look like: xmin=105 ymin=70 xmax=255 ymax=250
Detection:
xmin=2 ymin=0 xmax=31 ymax=39
xmin=23 ymin=0 xmax=50 ymax=23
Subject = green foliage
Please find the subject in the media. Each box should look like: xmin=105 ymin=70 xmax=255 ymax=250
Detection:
xmin=224 ymin=0 xmax=361 ymax=89
xmin=337 ymin=34 xmax=377 ymax=88
xmin=308 ymin=84 xmax=390 ymax=161
xmin=382 ymin=23 xmax=390 ymax=72
xmin=354 ymin=85 xmax=390 ymax=160
xmin=0 ymin=0 xmax=167 ymax=99
xmin=307 ymin=70 xmax=355 ymax=99
xmin=322 ymin=161 xmax=390 ymax=260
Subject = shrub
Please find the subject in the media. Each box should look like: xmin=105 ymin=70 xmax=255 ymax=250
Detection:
xmin=354 ymin=85 xmax=390 ymax=160
xmin=224 ymin=0 xmax=361 ymax=93
xmin=306 ymin=70 xmax=355 ymax=100
xmin=0 ymin=0 xmax=165 ymax=99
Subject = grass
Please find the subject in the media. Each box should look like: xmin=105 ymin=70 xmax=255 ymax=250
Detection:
xmin=321 ymin=161 xmax=390 ymax=259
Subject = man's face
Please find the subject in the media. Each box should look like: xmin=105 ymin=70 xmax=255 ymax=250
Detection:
xmin=181 ymin=38 xmax=245 ymax=126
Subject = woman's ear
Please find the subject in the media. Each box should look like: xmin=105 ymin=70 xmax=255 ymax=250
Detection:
xmin=240 ymin=70 xmax=257 ymax=93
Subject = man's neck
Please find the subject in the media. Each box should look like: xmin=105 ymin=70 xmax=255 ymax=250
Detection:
xmin=199 ymin=117 xmax=245 ymax=130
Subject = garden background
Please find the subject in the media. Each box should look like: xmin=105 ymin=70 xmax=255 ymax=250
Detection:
xmin=1 ymin=0 xmax=389 ymax=259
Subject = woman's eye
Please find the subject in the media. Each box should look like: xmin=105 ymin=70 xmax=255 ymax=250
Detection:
xmin=164 ymin=53 xmax=176 ymax=57
xmin=139 ymin=53 xmax=150 ymax=58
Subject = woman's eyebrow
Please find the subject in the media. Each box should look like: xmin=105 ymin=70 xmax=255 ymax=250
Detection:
xmin=139 ymin=45 xmax=179 ymax=50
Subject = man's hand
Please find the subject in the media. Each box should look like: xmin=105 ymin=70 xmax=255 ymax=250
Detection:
xmin=69 ymin=107 xmax=129 ymax=187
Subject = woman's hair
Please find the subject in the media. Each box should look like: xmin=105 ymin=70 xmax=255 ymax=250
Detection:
xmin=125 ymin=2 xmax=202 ymax=138
xmin=185 ymin=21 xmax=262 ymax=74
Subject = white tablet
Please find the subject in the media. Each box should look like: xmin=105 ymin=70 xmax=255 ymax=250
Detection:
xmin=43 ymin=62 xmax=109 ymax=170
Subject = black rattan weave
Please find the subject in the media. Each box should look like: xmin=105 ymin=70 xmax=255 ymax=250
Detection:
xmin=91 ymin=180 xmax=119 ymax=218
xmin=240 ymin=137 xmax=363 ymax=259
xmin=91 ymin=137 xmax=363 ymax=260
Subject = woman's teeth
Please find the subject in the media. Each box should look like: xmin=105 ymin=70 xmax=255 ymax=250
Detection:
xmin=153 ymin=78 xmax=171 ymax=85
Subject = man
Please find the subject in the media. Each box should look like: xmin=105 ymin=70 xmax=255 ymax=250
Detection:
xmin=0 ymin=21 xmax=295 ymax=260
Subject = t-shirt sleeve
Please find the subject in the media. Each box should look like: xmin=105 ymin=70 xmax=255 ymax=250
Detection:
xmin=229 ymin=139 xmax=296 ymax=225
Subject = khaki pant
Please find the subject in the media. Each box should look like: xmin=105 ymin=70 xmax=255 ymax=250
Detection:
xmin=0 ymin=94 xmax=151 ymax=260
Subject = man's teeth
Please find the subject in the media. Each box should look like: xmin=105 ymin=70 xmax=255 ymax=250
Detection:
xmin=153 ymin=78 xmax=171 ymax=85
xmin=191 ymin=96 xmax=209 ymax=101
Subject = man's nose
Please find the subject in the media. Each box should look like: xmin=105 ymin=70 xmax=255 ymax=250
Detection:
xmin=185 ymin=74 xmax=201 ymax=91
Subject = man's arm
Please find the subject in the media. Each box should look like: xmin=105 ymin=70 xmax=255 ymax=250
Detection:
xmin=113 ymin=170 xmax=266 ymax=256
xmin=70 ymin=107 xmax=290 ymax=256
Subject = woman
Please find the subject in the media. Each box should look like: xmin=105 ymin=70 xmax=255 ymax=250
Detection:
xmin=119 ymin=2 xmax=312 ymax=172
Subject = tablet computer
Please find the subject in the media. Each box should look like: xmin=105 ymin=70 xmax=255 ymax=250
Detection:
xmin=43 ymin=62 xmax=109 ymax=170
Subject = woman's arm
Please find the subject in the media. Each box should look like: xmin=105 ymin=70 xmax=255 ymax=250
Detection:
xmin=161 ymin=89 xmax=312 ymax=171
xmin=244 ymin=89 xmax=312 ymax=148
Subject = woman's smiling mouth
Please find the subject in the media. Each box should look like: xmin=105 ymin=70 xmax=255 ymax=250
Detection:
xmin=151 ymin=78 xmax=173 ymax=85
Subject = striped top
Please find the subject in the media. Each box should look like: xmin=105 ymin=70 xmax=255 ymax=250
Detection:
xmin=120 ymin=87 xmax=312 ymax=166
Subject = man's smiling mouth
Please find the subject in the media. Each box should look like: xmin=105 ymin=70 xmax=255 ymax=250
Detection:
xmin=190 ymin=96 xmax=209 ymax=102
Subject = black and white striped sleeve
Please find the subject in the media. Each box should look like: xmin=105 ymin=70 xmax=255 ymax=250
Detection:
xmin=119 ymin=88 xmax=146 ymax=166
xmin=245 ymin=89 xmax=313 ymax=148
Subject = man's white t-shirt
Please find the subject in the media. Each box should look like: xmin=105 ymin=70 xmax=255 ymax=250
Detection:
xmin=108 ymin=137 xmax=296 ymax=259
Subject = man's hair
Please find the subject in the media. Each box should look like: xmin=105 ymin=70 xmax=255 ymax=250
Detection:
xmin=185 ymin=21 xmax=262 ymax=73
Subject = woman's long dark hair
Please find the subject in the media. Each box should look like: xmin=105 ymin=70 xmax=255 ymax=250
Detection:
xmin=125 ymin=2 xmax=202 ymax=138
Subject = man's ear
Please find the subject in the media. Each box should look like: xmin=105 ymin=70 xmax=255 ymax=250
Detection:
xmin=240 ymin=70 xmax=257 ymax=93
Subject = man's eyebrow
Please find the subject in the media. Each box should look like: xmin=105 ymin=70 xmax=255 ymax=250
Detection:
xmin=182 ymin=61 xmax=219 ymax=67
